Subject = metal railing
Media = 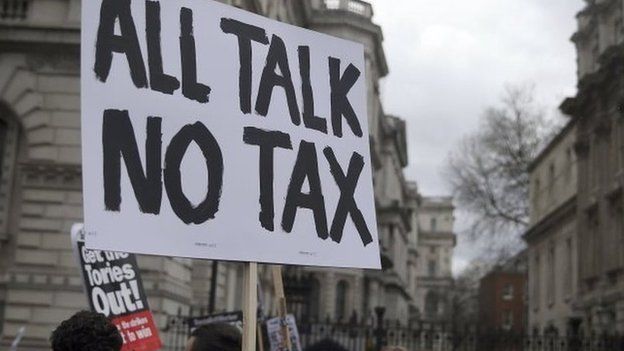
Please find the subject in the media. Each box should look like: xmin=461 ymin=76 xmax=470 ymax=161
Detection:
xmin=160 ymin=314 xmax=624 ymax=351
xmin=0 ymin=0 xmax=29 ymax=21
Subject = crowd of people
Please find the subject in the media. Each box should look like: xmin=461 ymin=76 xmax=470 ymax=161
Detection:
xmin=49 ymin=310 xmax=408 ymax=351
xmin=50 ymin=311 xmax=241 ymax=351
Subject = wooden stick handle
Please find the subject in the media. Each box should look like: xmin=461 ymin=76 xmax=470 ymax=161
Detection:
xmin=243 ymin=262 xmax=258 ymax=351
xmin=271 ymin=265 xmax=292 ymax=351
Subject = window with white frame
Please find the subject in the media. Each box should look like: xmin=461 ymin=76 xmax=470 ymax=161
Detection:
xmin=502 ymin=284 xmax=514 ymax=301
xmin=502 ymin=310 xmax=513 ymax=330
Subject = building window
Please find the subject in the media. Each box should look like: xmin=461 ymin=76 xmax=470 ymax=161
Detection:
xmin=533 ymin=178 xmax=541 ymax=214
xmin=0 ymin=0 xmax=29 ymax=20
xmin=428 ymin=260 xmax=437 ymax=277
xmin=615 ymin=17 xmax=623 ymax=44
xmin=619 ymin=118 xmax=624 ymax=172
xmin=335 ymin=280 xmax=349 ymax=321
xmin=591 ymin=136 xmax=601 ymax=190
xmin=430 ymin=217 xmax=437 ymax=232
xmin=532 ymin=253 xmax=540 ymax=311
xmin=610 ymin=122 xmax=619 ymax=175
xmin=565 ymin=148 xmax=573 ymax=182
xmin=387 ymin=224 xmax=396 ymax=260
xmin=0 ymin=119 xmax=7 ymax=180
xmin=548 ymin=162 xmax=555 ymax=192
xmin=547 ymin=245 xmax=555 ymax=306
xmin=502 ymin=284 xmax=514 ymax=301
xmin=610 ymin=195 xmax=623 ymax=265
xmin=502 ymin=310 xmax=513 ymax=330
xmin=0 ymin=300 xmax=4 ymax=335
xmin=308 ymin=278 xmax=321 ymax=321
xmin=425 ymin=291 xmax=438 ymax=319
xmin=0 ymin=111 xmax=19 ymax=241
xmin=587 ymin=208 xmax=599 ymax=279
xmin=564 ymin=237 xmax=573 ymax=295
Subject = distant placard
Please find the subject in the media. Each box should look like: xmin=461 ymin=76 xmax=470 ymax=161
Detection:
xmin=81 ymin=0 xmax=380 ymax=269
xmin=71 ymin=224 xmax=161 ymax=351
xmin=266 ymin=315 xmax=302 ymax=351
xmin=188 ymin=311 xmax=244 ymax=331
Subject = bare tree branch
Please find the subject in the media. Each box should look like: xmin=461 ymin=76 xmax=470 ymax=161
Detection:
xmin=445 ymin=83 xmax=556 ymax=254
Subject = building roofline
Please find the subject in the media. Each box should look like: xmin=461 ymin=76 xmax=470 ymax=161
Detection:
xmin=523 ymin=196 xmax=576 ymax=243
xmin=528 ymin=119 xmax=576 ymax=172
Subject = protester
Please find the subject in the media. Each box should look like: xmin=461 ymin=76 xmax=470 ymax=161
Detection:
xmin=50 ymin=310 xmax=123 ymax=351
xmin=185 ymin=323 xmax=242 ymax=351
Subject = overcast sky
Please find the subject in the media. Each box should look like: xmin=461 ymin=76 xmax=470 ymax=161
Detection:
xmin=367 ymin=0 xmax=585 ymax=273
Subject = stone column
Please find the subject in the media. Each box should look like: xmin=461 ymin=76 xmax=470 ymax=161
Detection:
xmin=353 ymin=275 xmax=363 ymax=321
xmin=324 ymin=271 xmax=336 ymax=321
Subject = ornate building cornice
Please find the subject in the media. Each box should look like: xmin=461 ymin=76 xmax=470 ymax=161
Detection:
xmin=561 ymin=44 xmax=624 ymax=118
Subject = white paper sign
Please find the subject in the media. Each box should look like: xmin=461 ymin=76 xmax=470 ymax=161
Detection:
xmin=266 ymin=315 xmax=302 ymax=351
xmin=81 ymin=0 xmax=380 ymax=268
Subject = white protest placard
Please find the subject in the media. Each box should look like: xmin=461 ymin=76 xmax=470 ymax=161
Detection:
xmin=81 ymin=0 xmax=380 ymax=269
xmin=70 ymin=224 xmax=162 ymax=351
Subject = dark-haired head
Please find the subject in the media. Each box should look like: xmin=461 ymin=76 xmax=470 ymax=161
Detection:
xmin=186 ymin=323 xmax=242 ymax=351
xmin=50 ymin=310 xmax=123 ymax=351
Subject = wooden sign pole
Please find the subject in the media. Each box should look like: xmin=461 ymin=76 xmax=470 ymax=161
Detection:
xmin=271 ymin=265 xmax=292 ymax=351
xmin=243 ymin=262 xmax=258 ymax=351
xmin=257 ymin=320 xmax=265 ymax=351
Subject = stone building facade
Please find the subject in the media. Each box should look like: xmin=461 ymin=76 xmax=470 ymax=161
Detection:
xmin=560 ymin=0 xmax=624 ymax=334
xmin=0 ymin=0 xmax=444 ymax=349
xmin=524 ymin=122 xmax=579 ymax=334
xmin=414 ymin=196 xmax=456 ymax=322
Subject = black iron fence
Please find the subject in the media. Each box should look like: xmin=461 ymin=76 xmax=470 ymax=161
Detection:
xmin=160 ymin=314 xmax=624 ymax=351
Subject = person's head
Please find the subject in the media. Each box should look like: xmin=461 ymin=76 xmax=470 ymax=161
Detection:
xmin=50 ymin=310 xmax=123 ymax=351
xmin=186 ymin=323 xmax=242 ymax=351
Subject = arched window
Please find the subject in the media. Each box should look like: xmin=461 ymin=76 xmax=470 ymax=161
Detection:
xmin=335 ymin=280 xmax=349 ymax=321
